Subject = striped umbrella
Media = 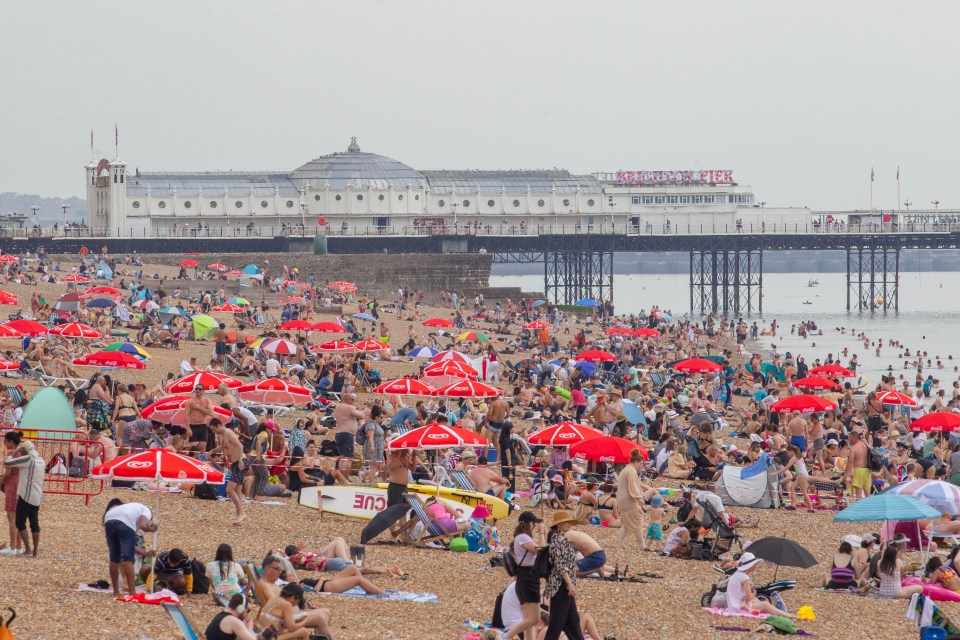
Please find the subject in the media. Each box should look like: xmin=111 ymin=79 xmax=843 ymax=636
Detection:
xmin=407 ymin=346 xmax=439 ymax=359
xmin=886 ymin=479 xmax=960 ymax=515
xmin=262 ymin=338 xmax=298 ymax=355
xmin=876 ymin=390 xmax=921 ymax=407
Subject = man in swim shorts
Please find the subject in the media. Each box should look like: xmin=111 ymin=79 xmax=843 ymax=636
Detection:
xmin=787 ymin=411 xmax=808 ymax=453
xmin=844 ymin=430 xmax=871 ymax=499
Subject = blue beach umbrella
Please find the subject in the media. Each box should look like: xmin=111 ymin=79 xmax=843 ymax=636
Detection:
xmin=408 ymin=346 xmax=439 ymax=358
xmin=575 ymin=298 xmax=600 ymax=307
xmin=834 ymin=493 xmax=940 ymax=522
xmin=352 ymin=313 xmax=376 ymax=322
xmin=86 ymin=298 xmax=117 ymax=309
xmin=531 ymin=300 xmax=546 ymax=308
xmin=621 ymin=399 xmax=645 ymax=425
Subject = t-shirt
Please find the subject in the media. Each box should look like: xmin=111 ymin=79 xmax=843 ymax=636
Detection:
xmin=235 ymin=406 xmax=258 ymax=429
xmin=265 ymin=358 xmax=281 ymax=378
xmin=155 ymin=551 xmax=192 ymax=576
xmin=664 ymin=527 xmax=686 ymax=555
xmin=206 ymin=560 xmax=245 ymax=595
xmin=514 ymin=533 xmax=535 ymax=566
xmin=103 ymin=503 xmax=152 ymax=532
xmin=726 ymin=570 xmax=752 ymax=612
xmin=500 ymin=582 xmax=523 ymax=630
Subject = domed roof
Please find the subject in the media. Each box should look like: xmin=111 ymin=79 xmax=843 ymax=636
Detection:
xmin=289 ymin=137 xmax=427 ymax=190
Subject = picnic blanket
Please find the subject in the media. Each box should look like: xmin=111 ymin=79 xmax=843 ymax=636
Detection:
xmin=116 ymin=589 xmax=181 ymax=605
xmin=317 ymin=586 xmax=437 ymax=603
xmin=702 ymin=607 xmax=769 ymax=620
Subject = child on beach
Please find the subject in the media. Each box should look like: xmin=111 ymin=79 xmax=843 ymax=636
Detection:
xmin=646 ymin=494 xmax=666 ymax=551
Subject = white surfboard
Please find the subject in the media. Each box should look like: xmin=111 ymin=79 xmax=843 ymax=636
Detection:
xmin=298 ymin=485 xmax=469 ymax=521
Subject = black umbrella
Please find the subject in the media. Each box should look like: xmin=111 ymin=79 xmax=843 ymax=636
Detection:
xmin=747 ymin=537 xmax=817 ymax=579
xmin=360 ymin=503 xmax=411 ymax=544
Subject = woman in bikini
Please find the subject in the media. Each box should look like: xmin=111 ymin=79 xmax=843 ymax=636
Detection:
xmin=925 ymin=556 xmax=960 ymax=593
xmin=112 ymin=384 xmax=140 ymax=430
xmin=259 ymin=583 xmax=311 ymax=640
xmin=596 ymin=484 xmax=621 ymax=528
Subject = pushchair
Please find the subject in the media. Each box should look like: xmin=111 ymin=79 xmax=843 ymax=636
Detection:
xmin=697 ymin=495 xmax=742 ymax=561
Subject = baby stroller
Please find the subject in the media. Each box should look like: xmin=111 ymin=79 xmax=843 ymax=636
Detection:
xmin=697 ymin=496 xmax=742 ymax=561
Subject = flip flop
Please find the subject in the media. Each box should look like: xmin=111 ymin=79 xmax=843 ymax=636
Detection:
xmin=400 ymin=573 xmax=411 ymax=581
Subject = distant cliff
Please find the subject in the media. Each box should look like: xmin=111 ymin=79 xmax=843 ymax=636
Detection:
xmin=0 ymin=192 xmax=87 ymax=225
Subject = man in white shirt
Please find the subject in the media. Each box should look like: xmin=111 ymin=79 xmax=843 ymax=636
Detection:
xmin=726 ymin=552 xmax=798 ymax=618
xmin=265 ymin=356 xmax=281 ymax=379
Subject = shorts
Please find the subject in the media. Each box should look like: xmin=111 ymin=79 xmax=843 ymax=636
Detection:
xmin=215 ymin=342 xmax=228 ymax=355
xmin=852 ymin=467 xmax=872 ymax=493
xmin=387 ymin=482 xmax=407 ymax=507
xmin=789 ymin=435 xmax=807 ymax=452
xmin=867 ymin=416 xmax=883 ymax=433
xmin=515 ymin=566 xmax=541 ymax=604
xmin=646 ymin=523 xmax=663 ymax=541
xmin=104 ymin=520 xmax=137 ymax=563
xmin=811 ymin=437 xmax=825 ymax=452
xmin=324 ymin=557 xmax=353 ymax=572
xmin=15 ymin=497 xmax=39 ymax=533
xmin=229 ymin=459 xmax=249 ymax=484
xmin=487 ymin=420 xmax=504 ymax=434
xmin=575 ymin=550 xmax=606 ymax=573
xmin=335 ymin=432 xmax=355 ymax=458
xmin=189 ymin=424 xmax=209 ymax=444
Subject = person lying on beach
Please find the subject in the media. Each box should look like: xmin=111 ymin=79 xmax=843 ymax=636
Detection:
xmin=284 ymin=539 xmax=406 ymax=577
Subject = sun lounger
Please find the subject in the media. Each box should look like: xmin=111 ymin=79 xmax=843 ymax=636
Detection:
xmin=39 ymin=365 xmax=90 ymax=391
xmin=450 ymin=469 xmax=477 ymax=492
xmin=394 ymin=493 xmax=453 ymax=548
xmin=242 ymin=402 xmax=292 ymax=418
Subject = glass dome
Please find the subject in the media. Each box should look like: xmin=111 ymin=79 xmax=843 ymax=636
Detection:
xmin=289 ymin=137 xmax=427 ymax=191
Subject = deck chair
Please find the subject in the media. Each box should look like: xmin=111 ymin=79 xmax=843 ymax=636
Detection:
xmin=697 ymin=496 xmax=742 ymax=560
xmin=38 ymin=364 xmax=90 ymax=391
xmin=6 ymin=385 xmax=24 ymax=408
xmin=910 ymin=593 xmax=960 ymax=636
xmin=450 ymin=469 xmax=477 ymax=492
xmin=163 ymin=602 xmax=200 ymax=640
xmin=394 ymin=493 xmax=453 ymax=548
xmin=243 ymin=562 xmax=268 ymax=606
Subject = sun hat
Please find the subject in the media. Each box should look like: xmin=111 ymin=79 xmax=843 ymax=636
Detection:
xmin=550 ymin=510 xmax=582 ymax=527
xmin=736 ymin=552 xmax=761 ymax=570
xmin=826 ymin=438 xmax=839 ymax=446
xmin=842 ymin=534 xmax=862 ymax=549
xmin=471 ymin=505 xmax=491 ymax=519
xmin=460 ymin=449 xmax=477 ymax=459
xmin=892 ymin=533 xmax=911 ymax=544
xmin=264 ymin=421 xmax=279 ymax=432
xmin=650 ymin=494 xmax=664 ymax=508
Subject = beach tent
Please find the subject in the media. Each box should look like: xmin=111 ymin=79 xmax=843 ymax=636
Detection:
xmin=97 ymin=259 xmax=113 ymax=279
xmin=17 ymin=387 xmax=77 ymax=440
xmin=715 ymin=452 xmax=781 ymax=509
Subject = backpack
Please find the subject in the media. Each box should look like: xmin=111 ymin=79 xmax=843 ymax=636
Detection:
xmin=356 ymin=422 xmax=370 ymax=448
xmin=532 ymin=546 xmax=551 ymax=579
xmin=190 ymin=559 xmax=210 ymax=594
xmin=319 ymin=440 xmax=339 ymax=457
xmin=194 ymin=482 xmax=219 ymax=500
xmin=502 ymin=549 xmax=520 ymax=577
xmin=868 ymin=447 xmax=884 ymax=473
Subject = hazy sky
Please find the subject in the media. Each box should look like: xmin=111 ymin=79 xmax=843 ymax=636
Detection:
xmin=2 ymin=1 xmax=957 ymax=211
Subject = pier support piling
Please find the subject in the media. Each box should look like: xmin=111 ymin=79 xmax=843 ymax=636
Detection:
xmin=846 ymin=246 xmax=899 ymax=311
xmin=689 ymin=249 xmax=762 ymax=315
xmin=543 ymin=249 xmax=613 ymax=307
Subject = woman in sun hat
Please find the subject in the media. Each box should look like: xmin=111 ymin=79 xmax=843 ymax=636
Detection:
xmin=727 ymin=552 xmax=799 ymax=619
xmin=542 ymin=511 xmax=585 ymax=640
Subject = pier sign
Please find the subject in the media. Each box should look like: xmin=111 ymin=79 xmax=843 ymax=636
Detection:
xmin=615 ymin=170 xmax=734 ymax=186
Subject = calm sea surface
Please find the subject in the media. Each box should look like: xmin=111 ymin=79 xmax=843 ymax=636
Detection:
xmin=490 ymin=271 xmax=960 ymax=386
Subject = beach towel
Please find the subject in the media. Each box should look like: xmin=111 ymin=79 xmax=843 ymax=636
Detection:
xmin=316 ymin=586 xmax=438 ymax=603
xmin=701 ymin=607 xmax=769 ymax=620
xmin=116 ymin=589 xmax=181 ymax=605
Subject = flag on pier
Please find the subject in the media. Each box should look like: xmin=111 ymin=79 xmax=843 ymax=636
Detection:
xmin=871 ymin=167 xmax=875 ymax=182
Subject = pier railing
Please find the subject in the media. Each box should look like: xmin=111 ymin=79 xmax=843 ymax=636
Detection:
xmin=13 ymin=221 xmax=960 ymax=239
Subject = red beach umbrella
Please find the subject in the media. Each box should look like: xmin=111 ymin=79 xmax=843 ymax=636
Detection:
xmin=570 ymin=436 xmax=647 ymax=464
xmin=432 ymin=379 xmax=501 ymax=398
xmin=354 ymin=338 xmax=388 ymax=352
xmin=672 ymin=358 xmax=723 ymax=373
xmin=212 ymin=303 xmax=244 ymax=313
xmin=141 ymin=396 xmax=233 ymax=426
xmin=165 ymin=371 xmax=242 ymax=394
xmin=278 ymin=320 xmax=315 ymax=331
xmin=527 ymin=422 xmax=604 ymax=447
xmin=311 ymin=340 xmax=356 ymax=353
xmin=237 ymin=379 xmax=313 ymax=406
xmin=48 ymin=322 xmax=102 ymax=339
xmin=387 ymin=422 xmax=488 ymax=450
xmin=207 ymin=263 xmax=227 ymax=271
xmin=61 ymin=275 xmax=90 ymax=283
xmin=877 ymin=390 xmax=921 ymax=406
xmin=808 ymin=364 xmax=856 ymax=378
xmin=911 ymin=412 xmax=960 ymax=433
xmin=373 ymin=378 xmax=435 ymax=396
xmin=2 ymin=320 xmax=45 ymax=337
xmin=423 ymin=361 xmax=477 ymax=379
xmin=422 ymin=318 xmax=455 ymax=328
xmin=432 ymin=350 xmax=470 ymax=363
xmin=576 ymin=350 xmax=617 ymax=362
xmin=605 ymin=327 xmax=634 ymax=336
xmin=73 ymin=350 xmax=146 ymax=369
xmin=262 ymin=338 xmax=298 ymax=355
xmin=0 ymin=255 xmax=18 ymax=263
xmin=0 ymin=324 xmax=21 ymax=338
xmin=79 ymin=286 xmax=120 ymax=298
xmin=91 ymin=449 xmax=225 ymax=484
xmin=793 ymin=376 xmax=842 ymax=391
xmin=523 ymin=320 xmax=552 ymax=329
xmin=311 ymin=321 xmax=346 ymax=333
xmin=179 ymin=259 xmax=199 ymax=267
xmin=769 ymin=393 xmax=837 ymax=414
xmin=277 ymin=295 xmax=304 ymax=305
xmin=633 ymin=328 xmax=660 ymax=338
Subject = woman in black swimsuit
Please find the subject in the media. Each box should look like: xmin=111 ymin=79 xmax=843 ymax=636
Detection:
xmin=597 ymin=484 xmax=621 ymax=528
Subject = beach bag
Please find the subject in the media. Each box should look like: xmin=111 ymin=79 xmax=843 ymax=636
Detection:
xmin=319 ymin=440 xmax=339 ymax=457
xmin=0 ymin=608 xmax=14 ymax=640
xmin=761 ymin=615 xmax=797 ymax=635
xmin=194 ymin=481 xmax=218 ymax=500
xmin=355 ymin=422 xmax=370 ymax=448
xmin=868 ymin=447 xmax=885 ymax=473
xmin=502 ymin=549 xmax=520 ymax=577
xmin=450 ymin=537 xmax=469 ymax=552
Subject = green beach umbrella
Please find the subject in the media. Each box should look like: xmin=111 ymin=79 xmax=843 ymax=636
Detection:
xmin=192 ymin=314 xmax=217 ymax=339
xmin=18 ymin=387 xmax=77 ymax=440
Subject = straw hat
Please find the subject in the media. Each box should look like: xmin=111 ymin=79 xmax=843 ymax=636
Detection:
xmin=550 ymin=510 xmax=583 ymax=527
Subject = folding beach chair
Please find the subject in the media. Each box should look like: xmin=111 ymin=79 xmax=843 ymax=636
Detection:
xmin=243 ymin=562 xmax=268 ymax=606
xmin=395 ymin=493 xmax=453 ymax=548
xmin=909 ymin=593 xmax=960 ymax=636
xmin=162 ymin=602 xmax=200 ymax=640
xmin=450 ymin=469 xmax=477 ymax=492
